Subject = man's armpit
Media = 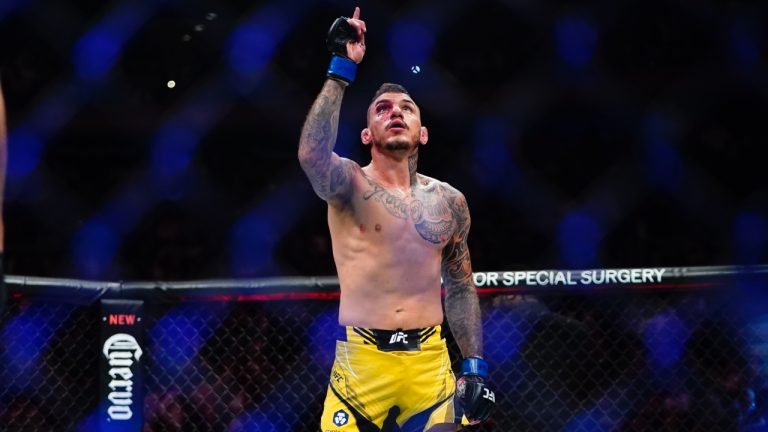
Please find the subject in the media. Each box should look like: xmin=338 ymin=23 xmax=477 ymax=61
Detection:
xmin=328 ymin=157 xmax=358 ymax=206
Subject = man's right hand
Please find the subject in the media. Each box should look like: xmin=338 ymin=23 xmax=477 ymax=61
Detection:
xmin=344 ymin=7 xmax=366 ymax=63
xmin=327 ymin=7 xmax=366 ymax=64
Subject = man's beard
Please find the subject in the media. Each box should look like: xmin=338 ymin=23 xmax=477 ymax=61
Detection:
xmin=378 ymin=138 xmax=415 ymax=152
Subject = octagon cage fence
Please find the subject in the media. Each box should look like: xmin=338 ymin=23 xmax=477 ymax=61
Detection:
xmin=2 ymin=265 xmax=768 ymax=432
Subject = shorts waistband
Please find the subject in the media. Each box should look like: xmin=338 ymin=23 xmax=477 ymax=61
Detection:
xmin=338 ymin=325 xmax=444 ymax=352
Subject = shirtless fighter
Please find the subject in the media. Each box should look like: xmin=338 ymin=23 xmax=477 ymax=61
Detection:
xmin=298 ymin=7 xmax=495 ymax=432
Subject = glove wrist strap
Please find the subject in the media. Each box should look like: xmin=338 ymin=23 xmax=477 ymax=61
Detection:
xmin=460 ymin=356 xmax=488 ymax=379
xmin=327 ymin=55 xmax=356 ymax=84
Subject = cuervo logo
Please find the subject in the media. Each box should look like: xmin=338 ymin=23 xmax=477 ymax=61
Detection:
xmin=102 ymin=333 xmax=143 ymax=421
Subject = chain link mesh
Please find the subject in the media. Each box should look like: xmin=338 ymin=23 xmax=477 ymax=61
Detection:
xmin=1 ymin=289 xmax=766 ymax=431
xmin=0 ymin=301 xmax=100 ymax=431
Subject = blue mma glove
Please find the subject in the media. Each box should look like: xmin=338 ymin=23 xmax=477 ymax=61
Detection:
xmin=456 ymin=356 xmax=496 ymax=423
xmin=325 ymin=17 xmax=357 ymax=83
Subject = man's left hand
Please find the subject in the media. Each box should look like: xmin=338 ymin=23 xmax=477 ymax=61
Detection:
xmin=456 ymin=357 xmax=496 ymax=424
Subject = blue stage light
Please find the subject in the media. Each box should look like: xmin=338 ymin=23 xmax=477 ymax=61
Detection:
xmin=644 ymin=113 xmax=682 ymax=191
xmin=151 ymin=125 xmax=200 ymax=179
xmin=229 ymin=180 xmax=313 ymax=276
xmin=555 ymin=16 xmax=597 ymax=69
xmin=471 ymin=117 xmax=515 ymax=190
xmin=483 ymin=308 xmax=529 ymax=366
xmin=733 ymin=211 xmax=766 ymax=264
xmin=1 ymin=304 xmax=74 ymax=391
xmin=74 ymin=29 xmax=122 ymax=81
xmin=150 ymin=306 xmax=206 ymax=374
xmin=730 ymin=21 xmax=759 ymax=66
xmin=388 ymin=20 xmax=435 ymax=71
xmin=227 ymin=23 xmax=276 ymax=76
xmin=73 ymin=4 xmax=150 ymax=80
xmin=6 ymin=128 xmax=43 ymax=179
xmin=558 ymin=211 xmax=601 ymax=268
xmin=306 ymin=309 xmax=338 ymax=371
xmin=230 ymin=213 xmax=278 ymax=277
xmin=227 ymin=6 xmax=289 ymax=78
xmin=230 ymin=411 xmax=280 ymax=432
xmin=72 ymin=218 xmax=120 ymax=278
xmin=643 ymin=309 xmax=688 ymax=371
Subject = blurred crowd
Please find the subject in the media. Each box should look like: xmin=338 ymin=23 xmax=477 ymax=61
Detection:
xmin=2 ymin=288 xmax=768 ymax=431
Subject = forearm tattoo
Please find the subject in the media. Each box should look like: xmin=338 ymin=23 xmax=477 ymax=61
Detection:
xmin=442 ymin=192 xmax=483 ymax=358
xmin=298 ymin=81 xmax=354 ymax=204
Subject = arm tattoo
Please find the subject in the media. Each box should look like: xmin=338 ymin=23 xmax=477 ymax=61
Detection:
xmin=442 ymin=190 xmax=483 ymax=358
xmin=298 ymin=80 xmax=355 ymax=205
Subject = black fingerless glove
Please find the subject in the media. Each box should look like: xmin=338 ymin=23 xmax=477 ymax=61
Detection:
xmin=325 ymin=17 xmax=357 ymax=84
xmin=456 ymin=356 xmax=496 ymax=423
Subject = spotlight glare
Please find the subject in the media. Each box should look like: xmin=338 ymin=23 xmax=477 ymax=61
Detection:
xmin=167 ymin=80 xmax=176 ymax=89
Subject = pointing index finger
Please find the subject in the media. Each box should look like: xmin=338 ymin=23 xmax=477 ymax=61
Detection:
xmin=352 ymin=6 xmax=360 ymax=20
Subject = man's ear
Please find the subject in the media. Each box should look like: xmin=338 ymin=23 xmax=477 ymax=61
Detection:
xmin=419 ymin=126 xmax=428 ymax=145
xmin=361 ymin=128 xmax=372 ymax=145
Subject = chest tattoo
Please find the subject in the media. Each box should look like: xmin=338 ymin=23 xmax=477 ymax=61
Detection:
xmin=363 ymin=179 xmax=454 ymax=244
xmin=362 ymin=182 xmax=410 ymax=219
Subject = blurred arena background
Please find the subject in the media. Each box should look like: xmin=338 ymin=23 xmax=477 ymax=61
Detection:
xmin=1 ymin=0 xmax=766 ymax=279
xmin=1 ymin=0 xmax=767 ymax=431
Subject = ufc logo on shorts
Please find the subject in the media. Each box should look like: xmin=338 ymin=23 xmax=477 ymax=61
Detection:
xmin=483 ymin=387 xmax=496 ymax=403
xmin=389 ymin=331 xmax=407 ymax=344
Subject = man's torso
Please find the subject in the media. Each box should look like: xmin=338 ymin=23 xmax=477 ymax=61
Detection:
xmin=328 ymin=163 xmax=460 ymax=329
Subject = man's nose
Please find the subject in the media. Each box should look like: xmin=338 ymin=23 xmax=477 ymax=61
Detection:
xmin=391 ymin=106 xmax=403 ymax=117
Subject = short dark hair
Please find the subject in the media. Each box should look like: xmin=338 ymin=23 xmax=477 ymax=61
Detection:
xmin=371 ymin=83 xmax=410 ymax=103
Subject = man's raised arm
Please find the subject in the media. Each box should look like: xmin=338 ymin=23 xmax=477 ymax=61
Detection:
xmin=298 ymin=7 xmax=366 ymax=206
xmin=298 ymin=80 xmax=353 ymax=203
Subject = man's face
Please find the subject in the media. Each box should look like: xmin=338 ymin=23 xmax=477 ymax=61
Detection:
xmin=364 ymin=92 xmax=425 ymax=153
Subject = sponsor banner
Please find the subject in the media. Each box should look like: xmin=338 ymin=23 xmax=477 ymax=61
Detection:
xmin=100 ymin=300 xmax=144 ymax=432
xmin=465 ymin=265 xmax=768 ymax=290
xmin=472 ymin=268 xmax=669 ymax=288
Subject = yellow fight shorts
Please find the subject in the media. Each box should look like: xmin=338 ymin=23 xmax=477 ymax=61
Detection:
xmin=320 ymin=325 xmax=458 ymax=432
